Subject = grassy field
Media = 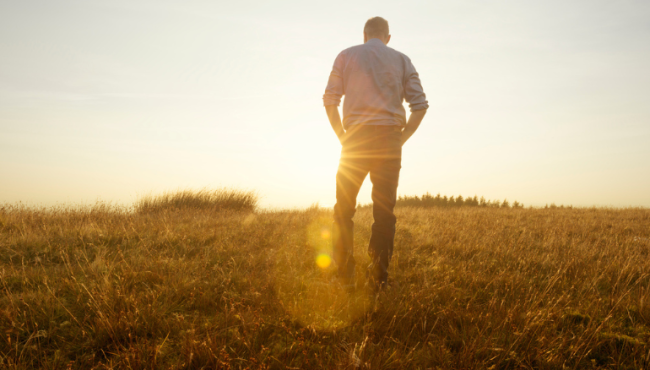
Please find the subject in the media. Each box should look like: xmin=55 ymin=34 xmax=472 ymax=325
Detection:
xmin=1 ymin=191 xmax=650 ymax=369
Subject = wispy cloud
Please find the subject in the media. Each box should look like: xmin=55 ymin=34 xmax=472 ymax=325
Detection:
xmin=0 ymin=90 xmax=278 ymax=102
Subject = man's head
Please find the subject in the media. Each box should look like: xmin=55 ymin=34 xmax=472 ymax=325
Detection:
xmin=364 ymin=17 xmax=390 ymax=45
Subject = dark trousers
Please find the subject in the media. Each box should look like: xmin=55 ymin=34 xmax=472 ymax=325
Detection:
xmin=332 ymin=125 xmax=402 ymax=286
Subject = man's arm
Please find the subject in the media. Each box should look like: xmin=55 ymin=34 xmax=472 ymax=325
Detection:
xmin=401 ymin=109 xmax=427 ymax=145
xmin=325 ymin=105 xmax=345 ymax=143
xmin=401 ymin=55 xmax=428 ymax=145
xmin=323 ymin=52 xmax=345 ymax=143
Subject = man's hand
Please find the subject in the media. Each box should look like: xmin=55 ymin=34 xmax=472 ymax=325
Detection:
xmin=325 ymin=105 xmax=345 ymax=143
xmin=401 ymin=109 xmax=427 ymax=146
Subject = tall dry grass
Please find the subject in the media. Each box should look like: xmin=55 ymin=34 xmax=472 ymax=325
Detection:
xmin=135 ymin=188 xmax=258 ymax=214
xmin=0 ymin=194 xmax=649 ymax=369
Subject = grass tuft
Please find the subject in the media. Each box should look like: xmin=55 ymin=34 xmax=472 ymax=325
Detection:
xmin=135 ymin=188 xmax=258 ymax=213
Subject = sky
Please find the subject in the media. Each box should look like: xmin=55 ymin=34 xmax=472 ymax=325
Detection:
xmin=1 ymin=0 xmax=649 ymax=209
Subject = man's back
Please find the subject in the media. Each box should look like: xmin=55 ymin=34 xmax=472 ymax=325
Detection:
xmin=323 ymin=39 xmax=428 ymax=128
xmin=324 ymin=17 xmax=428 ymax=292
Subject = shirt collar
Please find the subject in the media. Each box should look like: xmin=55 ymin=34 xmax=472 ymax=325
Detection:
xmin=365 ymin=38 xmax=385 ymax=46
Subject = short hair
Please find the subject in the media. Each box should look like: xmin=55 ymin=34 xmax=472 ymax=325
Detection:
xmin=364 ymin=17 xmax=389 ymax=38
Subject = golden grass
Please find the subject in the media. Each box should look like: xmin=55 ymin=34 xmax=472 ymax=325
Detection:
xmin=135 ymin=188 xmax=258 ymax=214
xmin=1 ymin=195 xmax=649 ymax=369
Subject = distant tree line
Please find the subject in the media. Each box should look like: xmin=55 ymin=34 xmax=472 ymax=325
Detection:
xmin=395 ymin=193 xmax=524 ymax=209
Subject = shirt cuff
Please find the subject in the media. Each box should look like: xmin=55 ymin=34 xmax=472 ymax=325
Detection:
xmin=409 ymin=101 xmax=429 ymax=112
xmin=322 ymin=95 xmax=341 ymax=106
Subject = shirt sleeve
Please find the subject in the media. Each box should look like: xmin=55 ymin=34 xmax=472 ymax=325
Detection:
xmin=322 ymin=52 xmax=345 ymax=106
xmin=403 ymin=57 xmax=429 ymax=112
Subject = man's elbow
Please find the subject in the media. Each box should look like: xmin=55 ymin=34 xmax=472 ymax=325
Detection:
xmin=322 ymin=94 xmax=342 ymax=107
xmin=411 ymin=107 xmax=428 ymax=116
xmin=409 ymin=101 xmax=429 ymax=112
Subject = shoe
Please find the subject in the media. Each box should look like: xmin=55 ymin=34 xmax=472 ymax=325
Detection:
xmin=328 ymin=271 xmax=356 ymax=293
xmin=341 ymin=281 xmax=356 ymax=293
xmin=339 ymin=275 xmax=357 ymax=293
xmin=337 ymin=264 xmax=356 ymax=292
xmin=380 ymin=280 xmax=400 ymax=291
xmin=365 ymin=264 xmax=387 ymax=294
xmin=366 ymin=276 xmax=399 ymax=294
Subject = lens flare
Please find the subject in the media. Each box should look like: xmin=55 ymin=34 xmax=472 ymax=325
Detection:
xmin=321 ymin=227 xmax=331 ymax=239
xmin=316 ymin=253 xmax=332 ymax=269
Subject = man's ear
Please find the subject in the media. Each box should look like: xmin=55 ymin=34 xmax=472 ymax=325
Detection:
xmin=363 ymin=32 xmax=368 ymax=43
xmin=386 ymin=34 xmax=391 ymax=45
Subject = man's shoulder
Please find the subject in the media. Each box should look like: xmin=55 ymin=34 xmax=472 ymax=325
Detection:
xmin=335 ymin=43 xmax=413 ymax=67
xmin=338 ymin=43 xmax=366 ymax=56
xmin=342 ymin=43 xmax=412 ymax=61
xmin=386 ymin=46 xmax=411 ymax=61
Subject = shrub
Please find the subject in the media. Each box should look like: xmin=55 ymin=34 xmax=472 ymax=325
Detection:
xmin=395 ymin=194 xmax=523 ymax=209
xmin=135 ymin=188 xmax=258 ymax=213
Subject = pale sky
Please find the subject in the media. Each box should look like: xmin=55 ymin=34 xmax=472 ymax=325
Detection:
xmin=1 ymin=0 xmax=649 ymax=208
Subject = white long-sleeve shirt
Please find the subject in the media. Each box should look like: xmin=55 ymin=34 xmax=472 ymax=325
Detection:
xmin=323 ymin=38 xmax=429 ymax=129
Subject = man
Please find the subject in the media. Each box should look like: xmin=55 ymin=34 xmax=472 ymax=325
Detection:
xmin=323 ymin=17 xmax=428 ymax=292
